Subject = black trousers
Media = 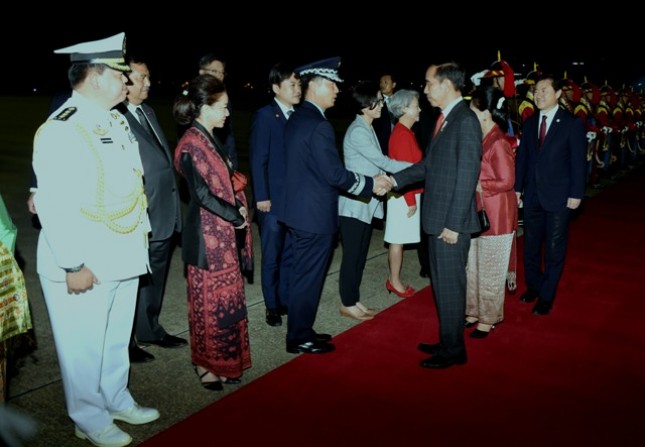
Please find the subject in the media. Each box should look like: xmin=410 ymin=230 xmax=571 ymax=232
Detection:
xmin=132 ymin=237 xmax=174 ymax=344
xmin=286 ymin=228 xmax=335 ymax=345
xmin=523 ymin=204 xmax=570 ymax=302
xmin=338 ymin=216 xmax=373 ymax=307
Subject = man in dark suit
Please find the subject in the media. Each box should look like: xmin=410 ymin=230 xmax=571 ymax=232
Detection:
xmin=198 ymin=54 xmax=238 ymax=170
xmin=515 ymin=74 xmax=586 ymax=316
xmin=373 ymin=72 xmax=396 ymax=155
xmin=249 ymin=63 xmax=301 ymax=327
xmin=119 ymin=55 xmax=186 ymax=361
xmin=392 ymin=63 xmax=482 ymax=369
xmin=282 ymin=57 xmax=391 ymax=354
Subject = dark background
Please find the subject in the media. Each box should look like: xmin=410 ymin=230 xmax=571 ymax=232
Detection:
xmin=3 ymin=20 xmax=645 ymax=99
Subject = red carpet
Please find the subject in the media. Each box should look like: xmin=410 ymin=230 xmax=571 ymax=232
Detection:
xmin=143 ymin=170 xmax=645 ymax=447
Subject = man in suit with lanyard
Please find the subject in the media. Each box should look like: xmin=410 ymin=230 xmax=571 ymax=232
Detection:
xmin=515 ymin=74 xmax=586 ymax=316
xmin=391 ymin=62 xmax=482 ymax=369
xmin=282 ymin=57 xmax=392 ymax=354
xmin=249 ymin=63 xmax=301 ymax=327
xmin=118 ymin=55 xmax=186 ymax=362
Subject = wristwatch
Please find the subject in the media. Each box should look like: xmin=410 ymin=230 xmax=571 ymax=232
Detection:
xmin=63 ymin=263 xmax=84 ymax=273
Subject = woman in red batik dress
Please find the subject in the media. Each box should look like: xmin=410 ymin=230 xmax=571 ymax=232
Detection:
xmin=173 ymin=75 xmax=252 ymax=390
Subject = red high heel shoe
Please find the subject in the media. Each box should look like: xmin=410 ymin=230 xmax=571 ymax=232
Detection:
xmin=385 ymin=279 xmax=415 ymax=298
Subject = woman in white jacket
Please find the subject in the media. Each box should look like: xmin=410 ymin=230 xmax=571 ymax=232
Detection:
xmin=338 ymin=81 xmax=411 ymax=320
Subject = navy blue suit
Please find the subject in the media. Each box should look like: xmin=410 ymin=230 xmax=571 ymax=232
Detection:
xmin=283 ymin=100 xmax=374 ymax=345
xmin=515 ymin=107 xmax=586 ymax=302
xmin=249 ymin=100 xmax=292 ymax=311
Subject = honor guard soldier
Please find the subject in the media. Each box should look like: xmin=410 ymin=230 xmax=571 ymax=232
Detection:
xmin=32 ymin=32 xmax=159 ymax=447
xmin=577 ymin=80 xmax=601 ymax=185
xmin=479 ymin=53 xmax=517 ymax=135
xmin=518 ymin=68 xmax=541 ymax=125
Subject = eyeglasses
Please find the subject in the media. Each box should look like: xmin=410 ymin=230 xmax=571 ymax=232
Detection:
xmin=203 ymin=68 xmax=226 ymax=77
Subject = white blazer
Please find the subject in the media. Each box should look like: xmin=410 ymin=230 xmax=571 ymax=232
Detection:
xmin=338 ymin=115 xmax=411 ymax=224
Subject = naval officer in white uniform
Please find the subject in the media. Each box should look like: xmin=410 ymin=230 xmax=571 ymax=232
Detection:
xmin=32 ymin=32 xmax=159 ymax=447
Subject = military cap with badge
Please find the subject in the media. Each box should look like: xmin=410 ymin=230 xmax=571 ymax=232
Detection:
xmin=295 ymin=56 xmax=343 ymax=83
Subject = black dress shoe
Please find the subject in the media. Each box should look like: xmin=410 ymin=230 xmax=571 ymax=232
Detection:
xmin=417 ymin=343 xmax=441 ymax=355
xmin=532 ymin=299 xmax=552 ymax=316
xmin=139 ymin=334 xmax=188 ymax=348
xmin=419 ymin=269 xmax=430 ymax=278
xmin=129 ymin=345 xmax=155 ymax=363
xmin=277 ymin=305 xmax=288 ymax=316
xmin=520 ymin=288 xmax=539 ymax=303
xmin=266 ymin=309 xmax=282 ymax=327
xmin=313 ymin=332 xmax=332 ymax=342
xmin=286 ymin=340 xmax=335 ymax=354
xmin=221 ymin=377 xmax=242 ymax=385
xmin=464 ymin=320 xmax=477 ymax=328
xmin=420 ymin=353 xmax=467 ymax=369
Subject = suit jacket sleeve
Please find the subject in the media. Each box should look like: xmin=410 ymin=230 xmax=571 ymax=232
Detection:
xmin=249 ymin=109 xmax=271 ymax=202
xmin=445 ymin=115 xmax=482 ymax=230
xmin=391 ymin=158 xmax=426 ymax=191
xmin=179 ymin=153 xmax=245 ymax=227
xmin=345 ymin=124 xmax=410 ymax=174
xmin=32 ymin=121 xmax=87 ymax=268
xmin=313 ymin=121 xmax=373 ymax=197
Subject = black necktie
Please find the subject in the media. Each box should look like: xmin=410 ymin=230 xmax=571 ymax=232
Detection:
xmin=136 ymin=107 xmax=158 ymax=143
xmin=539 ymin=115 xmax=547 ymax=148
xmin=286 ymin=109 xmax=294 ymax=118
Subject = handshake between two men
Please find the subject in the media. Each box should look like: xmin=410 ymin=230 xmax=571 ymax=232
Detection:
xmin=373 ymin=174 xmax=394 ymax=196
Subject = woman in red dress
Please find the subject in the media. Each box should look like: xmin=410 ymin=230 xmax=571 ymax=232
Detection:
xmin=465 ymin=85 xmax=518 ymax=338
xmin=173 ymin=75 xmax=252 ymax=389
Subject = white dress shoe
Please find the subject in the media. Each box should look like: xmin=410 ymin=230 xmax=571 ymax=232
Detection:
xmin=111 ymin=403 xmax=160 ymax=425
xmin=75 ymin=424 xmax=132 ymax=447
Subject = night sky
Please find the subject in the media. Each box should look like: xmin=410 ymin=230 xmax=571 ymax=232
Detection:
xmin=3 ymin=20 xmax=644 ymax=96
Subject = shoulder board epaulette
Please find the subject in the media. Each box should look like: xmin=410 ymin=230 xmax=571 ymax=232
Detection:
xmin=53 ymin=107 xmax=77 ymax=121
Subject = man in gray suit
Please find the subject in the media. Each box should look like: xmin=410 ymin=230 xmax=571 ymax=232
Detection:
xmin=119 ymin=55 xmax=185 ymax=362
xmin=391 ymin=62 xmax=482 ymax=369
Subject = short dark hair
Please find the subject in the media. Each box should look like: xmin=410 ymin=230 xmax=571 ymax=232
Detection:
xmin=125 ymin=53 xmax=146 ymax=66
xmin=199 ymin=53 xmax=225 ymax=69
xmin=435 ymin=62 xmax=466 ymax=93
xmin=351 ymin=81 xmax=380 ymax=115
xmin=268 ymin=63 xmax=297 ymax=86
xmin=537 ymin=74 xmax=558 ymax=90
xmin=173 ymin=75 xmax=226 ymax=126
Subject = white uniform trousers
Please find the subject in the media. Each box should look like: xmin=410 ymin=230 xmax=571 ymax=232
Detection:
xmin=40 ymin=276 xmax=138 ymax=433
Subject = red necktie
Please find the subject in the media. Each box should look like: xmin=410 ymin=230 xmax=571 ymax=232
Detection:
xmin=434 ymin=113 xmax=445 ymax=137
xmin=539 ymin=115 xmax=547 ymax=148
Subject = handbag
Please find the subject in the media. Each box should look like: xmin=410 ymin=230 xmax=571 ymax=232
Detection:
xmin=478 ymin=208 xmax=490 ymax=232
xmin=231 ymin=170 xmax=248 ymax=193
xmin=477 ymin=186 xmax=490 ymax=232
